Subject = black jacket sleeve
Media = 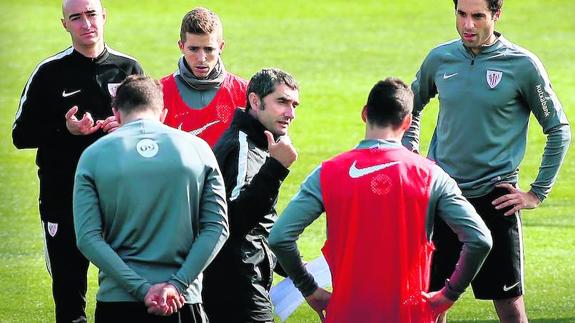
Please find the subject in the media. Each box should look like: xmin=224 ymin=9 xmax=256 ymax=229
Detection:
xmin=13 ymin=66 xmax=67 ymax=149
xmin=217 ymin=145 xmax=289 ymax=238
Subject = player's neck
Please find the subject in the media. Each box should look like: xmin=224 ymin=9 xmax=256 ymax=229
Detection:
xmin=120 ymin=111 xmax=161 ymax=125
xmin=470 ymin=33 xmax=499 ymax=55
xmin=364 ymin=126 xmax=403 ymax=142
xmin=74 ymin=42 xmax=105 ymax=59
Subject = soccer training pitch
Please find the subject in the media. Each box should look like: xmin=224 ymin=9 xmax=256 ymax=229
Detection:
xmin=0 ymin=0 xmax=573 ymax=322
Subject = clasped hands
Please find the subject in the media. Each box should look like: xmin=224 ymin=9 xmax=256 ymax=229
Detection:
xmin=144 ymin=283 xmax=186 ymax=316
xmin=65 ymin=106 xmax=120 ymax=135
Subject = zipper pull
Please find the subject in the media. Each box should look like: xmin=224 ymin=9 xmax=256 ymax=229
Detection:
xmin=489 ymin=176 xmax=502 ymax=184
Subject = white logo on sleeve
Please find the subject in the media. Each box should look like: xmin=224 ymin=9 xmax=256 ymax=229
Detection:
xmin=107 ymin=83 xmax=122 ymax=97
xmin=62 ymin=89 xmax=81 ymax=97
xmin=47 ymin=222 xmax=58 ymax=237
xmin=488 ymin=53 xmax=506 ymax=60
xmin=536 ymin=84 xmax=551 ymax=118
xmin=348 ymin=161 xmax=401 ymax=179
xmin=503 ymin=282 xmax=520 ymax=292
xmin=136 ymin=139 xmax=159 ymax=158
xmin=486 ymin=70 xmax=503 ymax=89
xmin=443 ymin=72 xmax=458 ymax=80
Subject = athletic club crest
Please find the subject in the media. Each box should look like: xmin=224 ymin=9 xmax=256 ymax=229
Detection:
xmin=486 ymin=70 xmax=502 ymax=89
xmin=371 ymin=174 xmax=392 ymax=196
xmin=47 ymin=222 xmax=58 ymax=237
xmin=107 ymin=83 xmax=121 ymax=97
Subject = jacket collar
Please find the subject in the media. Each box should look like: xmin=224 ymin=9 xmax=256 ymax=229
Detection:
xmin=71 ymin=45 xmax=109 ymax=64
xmin=460 ymin=31 xmax=506 ymax=57
xmin=356 ymin=139 xmax=402 ymax=149
xmin=231 ymin=109 xmax=270 ymax=150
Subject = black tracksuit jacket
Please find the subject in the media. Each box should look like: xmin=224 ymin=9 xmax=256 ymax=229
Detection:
xmin=13 ymin=46 xmax=143 ymax=222
xmin=203 ymin=109 xmax=289 ymax=322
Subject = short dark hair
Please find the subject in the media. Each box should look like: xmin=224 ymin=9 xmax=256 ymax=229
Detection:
xmin=365 ymin=78 xmax=413 ymax=129
xmin=180 ymin=7 xmax=223 ymax=42
xmin=453 ymin=0 xmax=503 ymax=15
xmin=245 ymin=68 xmax=298 ymax=111
xmin=113 ymin=75 xmax=163 ymax=114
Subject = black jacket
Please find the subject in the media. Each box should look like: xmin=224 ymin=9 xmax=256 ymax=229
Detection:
xmin=12 ymin=46 xmax=143 ymax=221
xmin=203 ymin=109 xmax=289 ymax=322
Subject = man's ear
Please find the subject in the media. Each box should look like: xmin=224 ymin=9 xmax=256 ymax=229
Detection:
xmin=61 ymin=18 xmax=68 ymax=31
xmin=248 ymin=92 xmax=261 ymax=110
xmin=361 ymin=106 xmax=368 ymax=123
xmin=113 ymin=108 xmax=122 ymax=125
xmin=160 ymin=108 xmax=168 ymax=123
xmin=493 ymin=9 xmax=501 ymax=22
xmin=400 ymin=113 xmax=412 ymax=131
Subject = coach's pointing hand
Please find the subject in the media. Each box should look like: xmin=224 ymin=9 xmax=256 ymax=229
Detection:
xmin=99 ymin=115 xmax=121 ymax=133
xmin=65 ymin=106 xmax=101 ymax=135
xmin=265 ymin=130 xmax=297 ymax=168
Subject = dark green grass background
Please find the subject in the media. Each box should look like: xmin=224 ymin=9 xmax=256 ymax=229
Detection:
xmin=0 ymin=0 xmax=573 ymax=322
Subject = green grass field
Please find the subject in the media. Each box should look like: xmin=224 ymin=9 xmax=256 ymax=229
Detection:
xmin=1 ymin=0 xmax=573 ymax=322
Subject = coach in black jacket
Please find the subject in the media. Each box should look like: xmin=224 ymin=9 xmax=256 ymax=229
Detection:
xmin=203 ymin=68 xmax=299 ymax=322
xmin=12 ymin=1 xmax=143 ymax=322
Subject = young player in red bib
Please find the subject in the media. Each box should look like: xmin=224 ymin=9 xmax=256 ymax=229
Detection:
xmin=161 ymin=7 xmax=247 ymax=147
xmin=269 ymin=78 xmax=493 ymax=323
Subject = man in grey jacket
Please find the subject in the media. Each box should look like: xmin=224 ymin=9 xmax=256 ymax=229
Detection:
xmin=74 ymin=75 xmax=228 ymax=322
xmin=403 ymin=0 xmax=571 ymax=322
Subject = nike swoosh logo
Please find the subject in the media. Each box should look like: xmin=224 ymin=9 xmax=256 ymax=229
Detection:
xmin=179 ymin=120 xmax=220 ymax=136
xmin=349 ymin=161 xmax=401 ymax=179
xmin=62 ymin=89 xmax=81 ymax=97
xmin=443 ymin=72 xmax=458 ymax=80
xmin=488 ymin=53 xmax=506 ymax=59
xmin=503 ymin=282 xmax=520 ymax=292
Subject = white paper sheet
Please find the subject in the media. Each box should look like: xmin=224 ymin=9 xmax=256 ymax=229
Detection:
xmin=270 ymin=255 xmax=332 ymax=322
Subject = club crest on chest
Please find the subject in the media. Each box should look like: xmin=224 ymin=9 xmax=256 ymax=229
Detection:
xmin=47 ymin=222 xmax=58 ymax=237
xmin=486 ymin=70 xmax=503 ymax=89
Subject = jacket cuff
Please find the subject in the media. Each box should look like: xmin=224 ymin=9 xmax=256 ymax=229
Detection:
xmin=442 ymin=279 xmax=464 ymax=301
xmin=135 ymin=282 xmax=153 ymax=301
xmin=168 ymin=275 xmax=188 ymax=295
xmin=265 ymin=157 xmax=290 ymax=180
xmin=298 ymin=277 xmax=320 ymax=297
xmin=528 ymin=188 xmax=545 ymax=203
